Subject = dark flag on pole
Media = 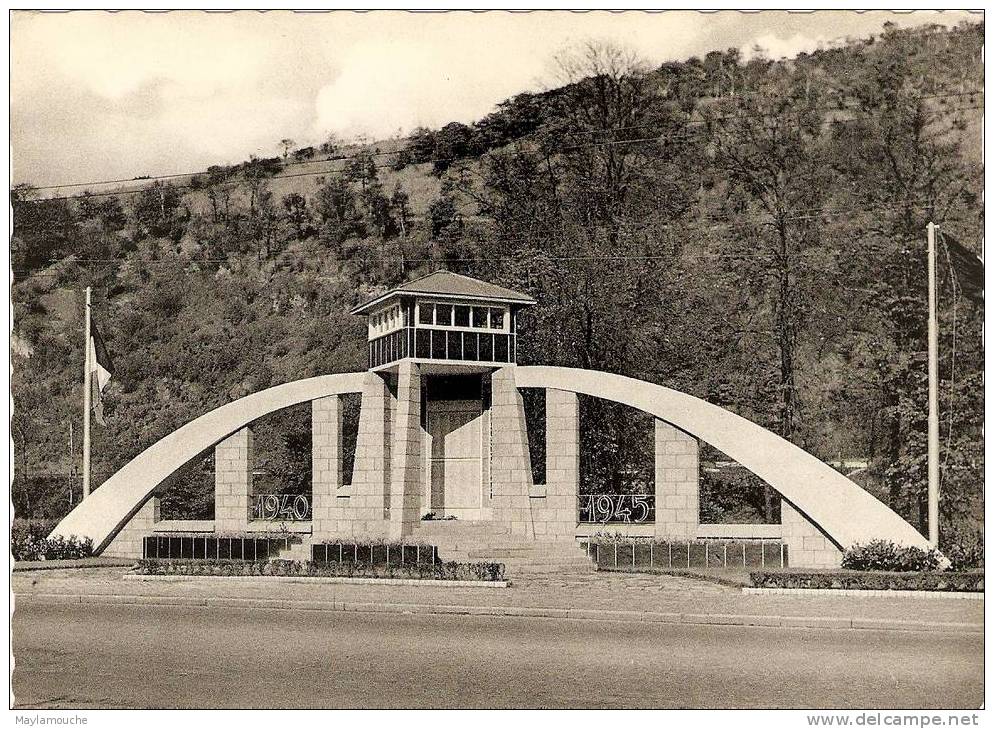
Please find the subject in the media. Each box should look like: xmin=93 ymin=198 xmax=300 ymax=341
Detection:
xmin=940 ymin=231 xmax=984 ymax=303
xmin=88 ymin=321 xmax=114 ymax=426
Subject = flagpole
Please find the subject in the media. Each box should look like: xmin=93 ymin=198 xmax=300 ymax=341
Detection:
xmin=927 ymin=222 xmax=939 ymax=548
xmin=82 ymin=286 xmax=92 ymax=500
xmin=68 ymin=420 xmax=75 ymax=507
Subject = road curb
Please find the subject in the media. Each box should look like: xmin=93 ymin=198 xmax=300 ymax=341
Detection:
xmin=14 ymin=592 xmax=983 ymax=634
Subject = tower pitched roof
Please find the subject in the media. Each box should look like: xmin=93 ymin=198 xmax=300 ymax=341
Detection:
xmin=351 ymin=271 xmax=536 ymax=315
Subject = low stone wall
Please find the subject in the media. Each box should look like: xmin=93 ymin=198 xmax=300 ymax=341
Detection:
xmin=102 ymin=498 xmax=158 ymax=558
xmin=781 ymin=500 xmax=843 ymax=568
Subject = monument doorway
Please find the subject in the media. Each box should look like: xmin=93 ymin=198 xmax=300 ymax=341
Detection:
xmin=424 ymin=375 xmax=485 ymax=519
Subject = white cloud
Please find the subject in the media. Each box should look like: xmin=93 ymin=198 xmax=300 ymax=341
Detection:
xmin=310 ymin=37 xmax=546 ymax=140
xmin=741 ymin=32 xmax=833 ymax=62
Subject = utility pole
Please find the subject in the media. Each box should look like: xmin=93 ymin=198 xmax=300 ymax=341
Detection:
xmin=82 ymin=286 xmax=92 ymax=499
xmin=927 ymin=222 xmax=940 ymax=548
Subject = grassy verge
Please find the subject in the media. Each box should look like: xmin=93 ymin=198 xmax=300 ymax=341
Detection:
xmin=595 ymin=564 xmax=752 ymax=587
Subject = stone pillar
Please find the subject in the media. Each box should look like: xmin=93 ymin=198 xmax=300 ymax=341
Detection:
xmin=489 ymin=368 xmax=534 ymax=536
xmin=348 ymin=372 xmax=391 ymax=538
xmin=781 ymin=499 xmax=842 ymax=568
xmin=102 ymin=496 xmax=159 ymax=558
xmin=215 ymin=427 xmax=252 ymax=532
xmin=542 ymin=388 xmax=579 ymax=541
xmin=311 ymin=395 xmax=343 ymax=538
xmin=388 ymin=360 xmax=423 ymax=539
xmin=653 ymin=420 xmax=698 ymax=539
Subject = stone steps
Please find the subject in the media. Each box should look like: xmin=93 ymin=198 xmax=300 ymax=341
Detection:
xmin=414 ymin=522 xmax=511 ymax=536
xmin=410 ymin=521 xmax=597 ymax=575
xmin=428 ymin=540 xmax=580 ymax=552
xmin=507 ymin=563 xmax=597 ymax=574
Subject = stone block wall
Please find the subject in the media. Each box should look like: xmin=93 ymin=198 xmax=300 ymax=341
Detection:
xmin=311 ymin=395 xmax=343 ymax=538
xmin=654 ymin=420 xmax=699 ymax=539
xmin=102 ymin=496 xmax=159 ymax=558
xmin=334 ymin=372 xmax=392 ymax=539
xmin=214 ymin=427 xmax=252 ymax=532
xmin=489 ymin=368 xmax=535 ymax=536
xmin=781 ymin=499 xmax=842 ymax=568
xmin=530 ymin=388 xmax=579 ymax=541
xmin=389 ymin=361 xmax=423 ymax=539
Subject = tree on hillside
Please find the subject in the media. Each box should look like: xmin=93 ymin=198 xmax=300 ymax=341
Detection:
xmin=132 ymin=181 xmax=185 ymax=241
xmin=405 ymin=127 xmax=436 ymax=165
xmin=831 ymin=37 xmax=983 ymax=532
xmin=206 ymin=181 xmax=235 ymax=225
xmin=705 ymin=78 xmax=834 ymax=444
xmin=361 ymin=178 xmax=397 ymax=239
xmin=319 ymin=135 xmax=338 ymax=157
xmin=344 ymin=150 xmax=378 ymax=191
xmin=282 ymin=192 xmax=310 ymax=240
xmin=459 ymin=41 xmax=706 ymax=496
xmin=315 ymin=174 xmax=366 ymax=245
xmin=432 ymin=122 xmax=474 ymax=175
xmin=471 ymin=92 xmax=546 ymax=154
xmin=701 ymin=69 xmax=848 ymax=519
xmin=279 ymin=138 xmax=295 ymax=160
xmin=11 ymin=185 xmax=81 ymax=272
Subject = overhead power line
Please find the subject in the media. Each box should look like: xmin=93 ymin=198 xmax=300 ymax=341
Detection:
xmin=15 ymin=89 xmax=982 ymax=201
xmin=18 ymin=100 xmax=982 ymax=205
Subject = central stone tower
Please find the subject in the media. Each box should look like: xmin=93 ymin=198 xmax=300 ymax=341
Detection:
xmin=350 ymin=271 xmax=536 ymax=532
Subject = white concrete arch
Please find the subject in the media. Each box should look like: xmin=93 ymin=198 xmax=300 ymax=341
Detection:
xmin=50 ymin=374 xmax=367 ymax=553
xmin=513 ymin=366 xmax=930 ymax=551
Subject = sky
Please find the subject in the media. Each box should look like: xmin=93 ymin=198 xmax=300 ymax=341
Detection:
xmin=10 ymin=9 xmax=981 ymax=188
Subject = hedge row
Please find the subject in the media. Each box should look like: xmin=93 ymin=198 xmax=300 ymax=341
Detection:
xmin=750 ymin=570 xmax=984 ymax=592
xmin=12 ymin=528 xmax=93 ymax=562
xmin=135 ymin=558 xmax=506 ymax=582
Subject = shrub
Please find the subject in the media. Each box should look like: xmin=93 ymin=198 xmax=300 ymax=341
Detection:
xmin=841 ymin=540 xmax=941 ymax=572
xmin=750 ymin=569 xmax=983 ymax=593
xmin=11 ymin=520 xmax=93 ymax=561
xmin=940 ymin=529 xmax=985 ymax=571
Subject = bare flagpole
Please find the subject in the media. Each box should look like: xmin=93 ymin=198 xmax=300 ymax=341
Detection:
xmin=82 ymin=286 xmax=92 ymax=499
xmin=68 ymin=420 xmax=74 ymax=508
xmin=927 ymin=222 xmax=940 ymax=548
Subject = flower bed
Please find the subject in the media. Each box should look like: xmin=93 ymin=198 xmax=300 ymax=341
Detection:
xmin=134 ymin=558 xmax=506 ymax=582
xmin=749 ymin=569 xmax=984 ymax=592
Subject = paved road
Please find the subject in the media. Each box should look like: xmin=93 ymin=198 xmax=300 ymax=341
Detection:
xmin=12 ymin=602 xmax=982 ymax=709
